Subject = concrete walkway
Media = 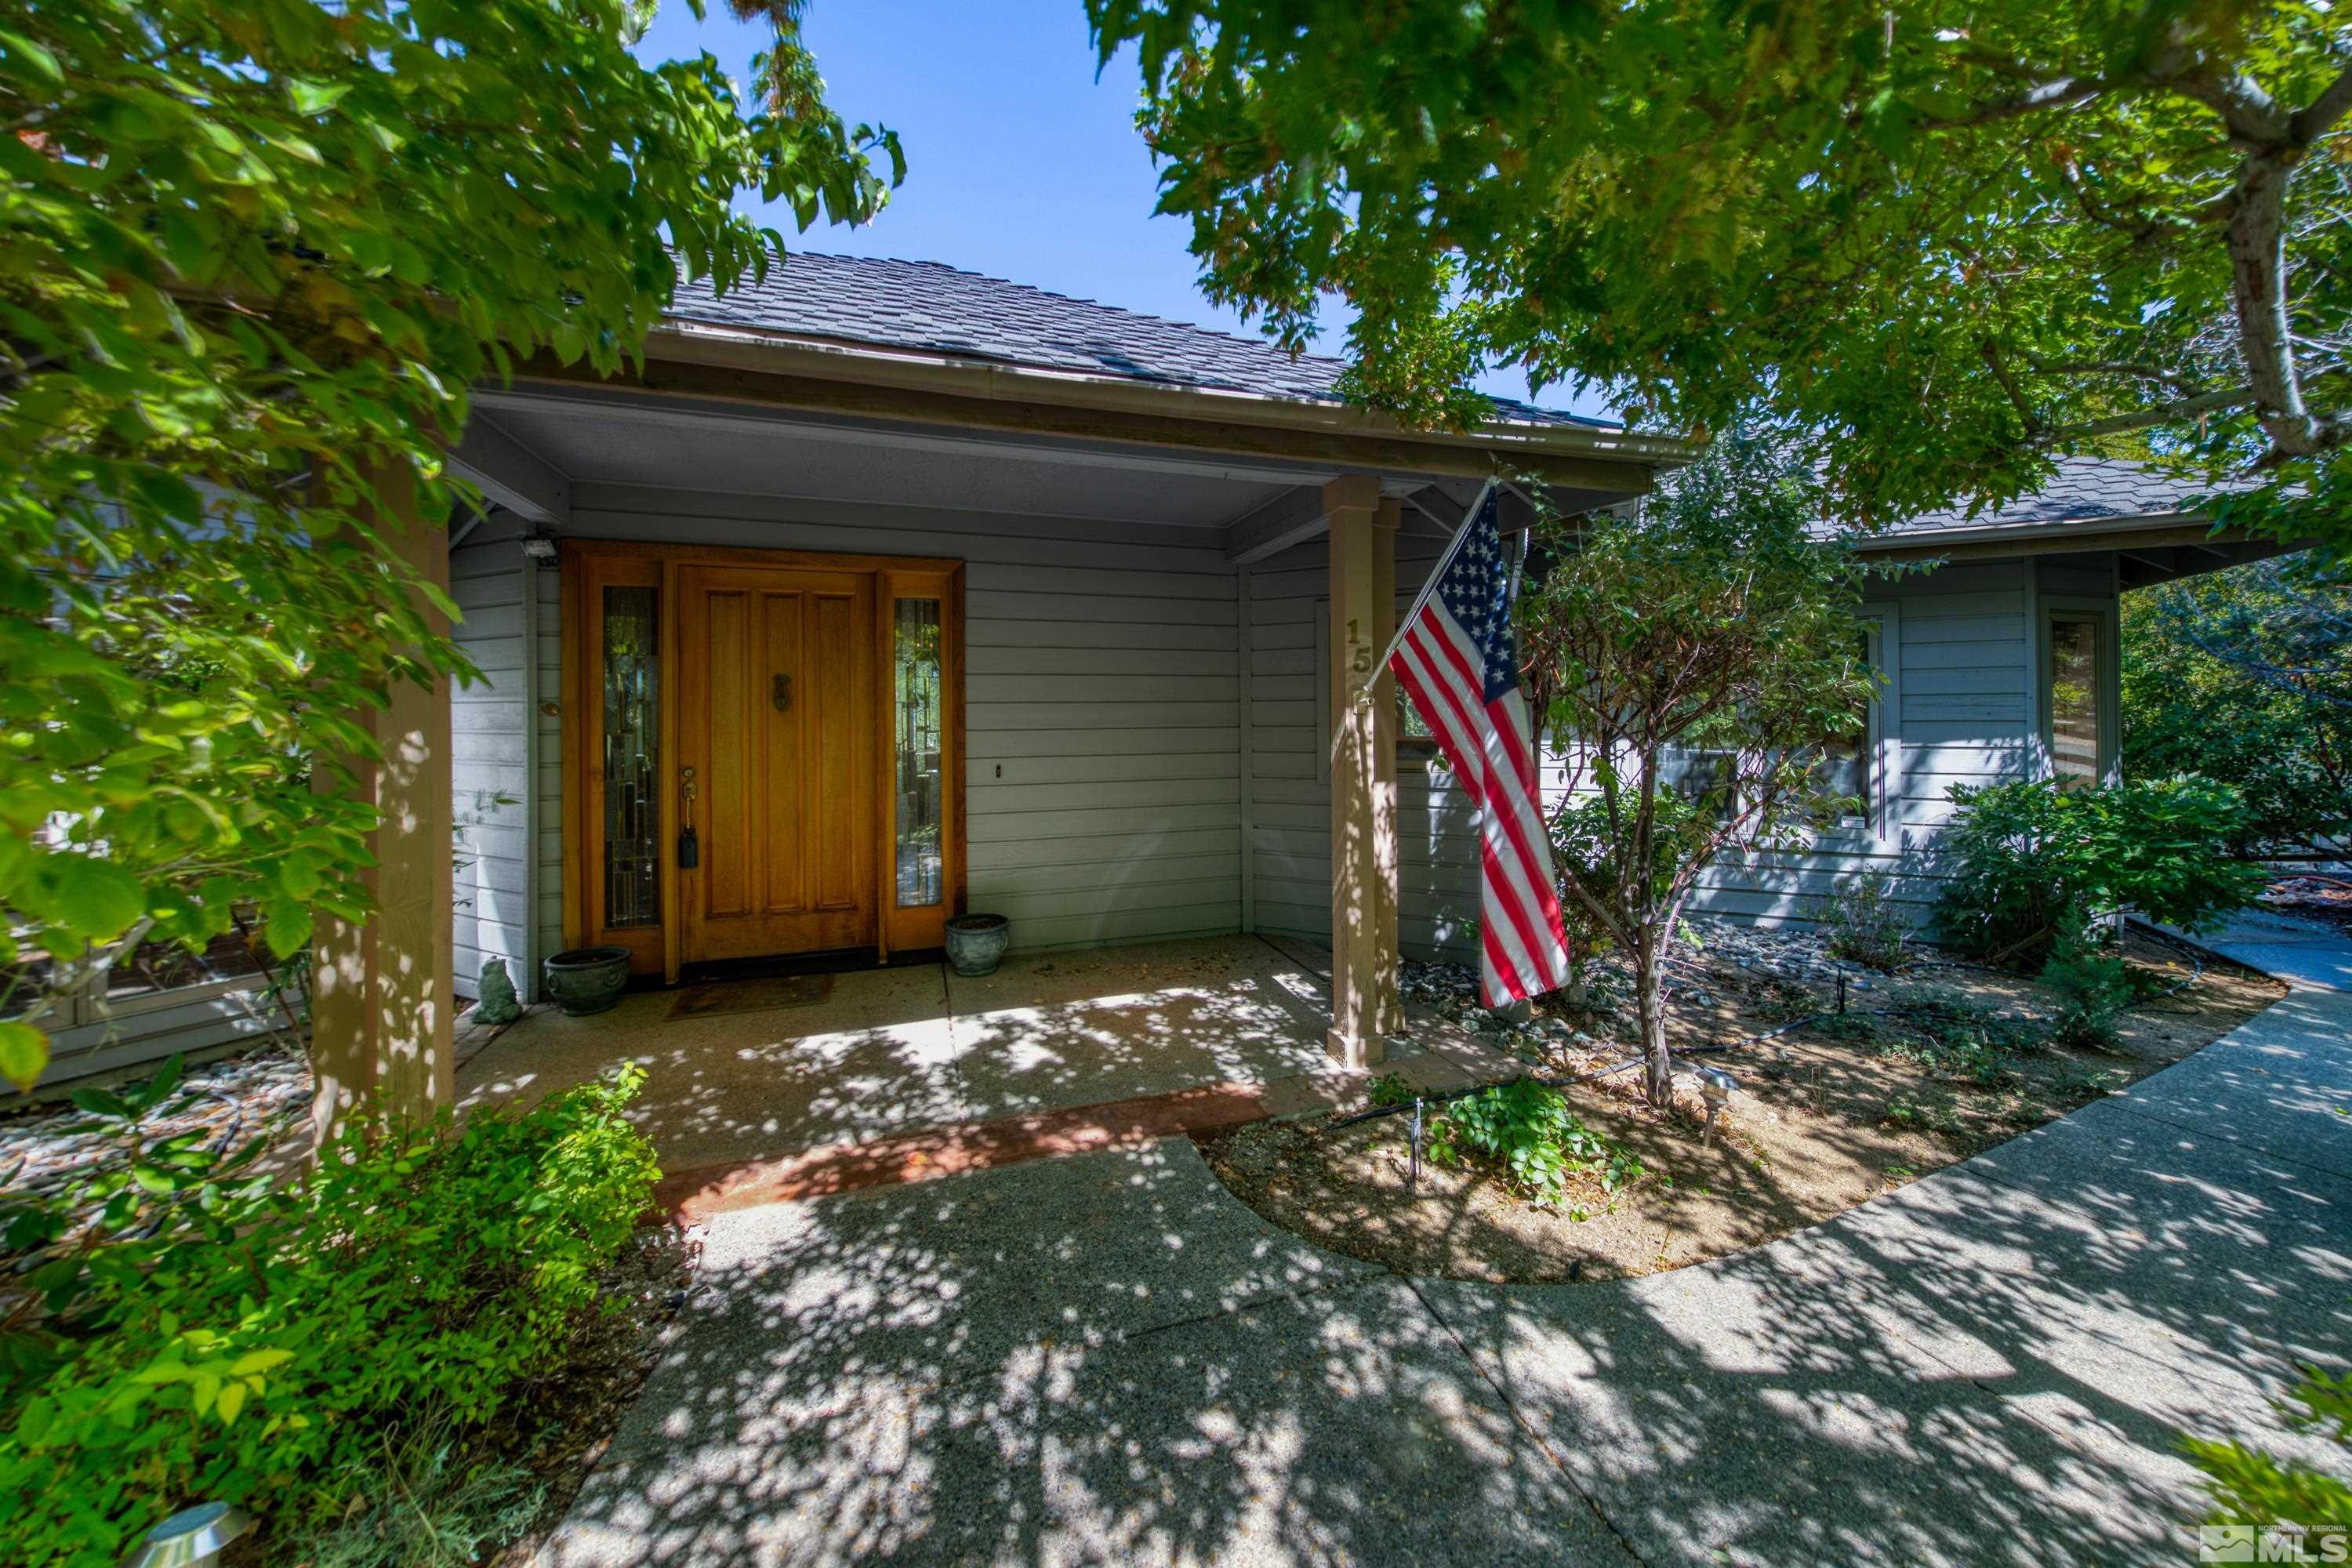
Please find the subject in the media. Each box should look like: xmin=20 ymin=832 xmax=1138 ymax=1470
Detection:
xmin=541 ymin=917 xmax=2352 ymax=1567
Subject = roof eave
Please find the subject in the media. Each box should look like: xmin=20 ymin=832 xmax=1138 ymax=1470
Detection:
xmin=1851 ymin=508 xmax=2218 ymax=560
xmin=640 ymin=318 xmax=1698 ymax=471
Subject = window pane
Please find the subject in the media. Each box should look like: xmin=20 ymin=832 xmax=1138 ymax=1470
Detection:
xmin=2049 ymin=617 xmax=2102 ymax=784
xmin=895 ymin=597 xmax=945 ymax=908
xmin=1818 ymin=624 xmax=1874 ymax=822
xmin=1399 ymin=688 xmax=1436 ymax=742
xmin=1660 ymin=747 xmax=1737 ymax=821
xmin=601 ymin=586 xmax=660 ymax=929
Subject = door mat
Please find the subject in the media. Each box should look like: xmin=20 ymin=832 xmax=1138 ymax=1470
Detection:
xmin=666 ymin=972 xmax=836 ymax=1022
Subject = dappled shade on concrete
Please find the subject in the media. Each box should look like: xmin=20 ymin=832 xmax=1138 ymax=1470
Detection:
xmin=459 ymin=936 xmax=1511 ymax=1181
xmin=535 ymin=915 xmax=2352 ymax=1566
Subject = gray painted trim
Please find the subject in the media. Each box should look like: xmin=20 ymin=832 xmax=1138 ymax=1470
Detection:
xmin=518 ymin=550 xmax=541 ymax=1002
xmin=449 ymin=413 xmax=570 ymax=525
xmin=1237 ymin=564 xmax=1256 ymax=933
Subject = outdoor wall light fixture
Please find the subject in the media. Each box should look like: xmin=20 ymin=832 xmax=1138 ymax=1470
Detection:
xmin=521 ymin=535 xmax=559 ymax=561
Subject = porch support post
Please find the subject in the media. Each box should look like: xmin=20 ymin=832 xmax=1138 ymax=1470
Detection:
xmin=310 ymin=456 xmax=456 ymax=1148
xmin=1325 ymin=476 xmax=1400 ymax=1069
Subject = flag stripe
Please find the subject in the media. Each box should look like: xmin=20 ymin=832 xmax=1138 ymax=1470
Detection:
xmin=1383 ymin=490 xmax=1575 ymax=1007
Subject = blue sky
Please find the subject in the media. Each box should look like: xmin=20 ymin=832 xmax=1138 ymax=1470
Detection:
xmin=629 ymin=2 xmax=1607 ymax=419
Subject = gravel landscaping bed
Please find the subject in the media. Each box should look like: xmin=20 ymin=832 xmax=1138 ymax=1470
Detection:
xmin=1203 ymin=916 xmax=2286 ymax=1284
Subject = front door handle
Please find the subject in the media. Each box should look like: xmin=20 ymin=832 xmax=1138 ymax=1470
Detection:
xmin=771 ymin=673 xmax=792 ymax=713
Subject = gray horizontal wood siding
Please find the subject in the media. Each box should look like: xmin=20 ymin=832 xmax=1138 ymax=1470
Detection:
xmin=1250 ymin=539 xmax=2095 ymax=947
xmin=557 ymin=485 xmax=1243 ymax=952
xmin=1685 ymin=557 xmax=2056 ymax=928
xmin=1245 ymin=527 xmax=1513 ymax=963
xmin=451 ymin=539 xmax=540 ymax=1000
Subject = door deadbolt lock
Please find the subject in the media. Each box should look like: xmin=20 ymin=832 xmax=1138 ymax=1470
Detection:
xmin=771 ymin=673 xmax=793 ymax=713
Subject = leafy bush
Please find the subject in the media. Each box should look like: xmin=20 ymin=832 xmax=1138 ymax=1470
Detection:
xmin=1367 ymin=1073 xmax=1417 ymax=1109
xmin=1934 ymin=777 xmax=2267 ymax=967
xmin=2125 ymin=555 xmax=2352 ymax=853
xmin=2041 ymin=949 xmax=2137 ymax=1051
xmin=1815 ymin=871 xmax=1911 ymax=972
xmin=2185 ymin=1370 xmax=2352 ymax=1559
xmin=0 ymin=1062 xmax=659 ymax=1567
xmin=1429 ymin=1080 xmax=1643 ymax=1206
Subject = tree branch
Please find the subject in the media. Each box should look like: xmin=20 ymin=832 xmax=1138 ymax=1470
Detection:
xmin=2032 ymin=382 xmax=2256 ymax=444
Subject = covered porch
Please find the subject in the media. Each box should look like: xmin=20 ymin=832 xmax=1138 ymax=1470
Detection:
xmin=456 ymin=934 xmax=1519 ymax=1215
xmin=304 ymin=257 xmax=1674 ymax=1138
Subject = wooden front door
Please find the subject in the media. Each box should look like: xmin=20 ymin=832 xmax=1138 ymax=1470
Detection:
xmin=677 ymin=564 xmax=878 ymax=963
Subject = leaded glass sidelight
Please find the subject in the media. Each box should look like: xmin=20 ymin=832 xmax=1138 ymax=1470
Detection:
xmin=601 ymin=586 xmax=660 ymax=928
xmin=894 ymin=597 xmax=945 ymax=908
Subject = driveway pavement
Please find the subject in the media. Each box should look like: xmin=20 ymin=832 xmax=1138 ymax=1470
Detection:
xmin=541 ymin=916 xmax=2352 ymax=1566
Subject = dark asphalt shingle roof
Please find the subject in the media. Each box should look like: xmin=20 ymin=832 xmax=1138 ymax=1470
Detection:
xmin=666 ymin=252 xmax=1610 ymax=430
xmin=1888 ymin=455 xmax=2236 ymax=534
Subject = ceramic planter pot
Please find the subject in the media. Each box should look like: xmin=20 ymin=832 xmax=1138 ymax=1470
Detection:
xmin=944 ymin=914 xmax=1010 ymax=977
xmin=543 ymin=946 xmax=632 ymax=1016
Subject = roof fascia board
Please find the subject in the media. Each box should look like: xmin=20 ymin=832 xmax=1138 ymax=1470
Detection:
xmin=472 ymin=383 xmax=1350 ymax=491
xmin=618 ymin=321 xmax=1693 ymax=479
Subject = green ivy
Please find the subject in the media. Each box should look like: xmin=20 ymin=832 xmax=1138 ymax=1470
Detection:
xmin=0 ymin=1061 xmax=662 ymax=1566
xmin=0 ymin=0 xmax=901 ymax=1087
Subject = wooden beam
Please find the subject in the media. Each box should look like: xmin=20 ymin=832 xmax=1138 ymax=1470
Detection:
xmin=1325 ymin=475 xmax=1401 ymax=1069
xmin=449 ymin=412 xmax=571 ymax=526
xmin=1224 ymin=486 xmax=1330 ymax=565
xmin=309 ymin=456 xmax=456 ymax=1146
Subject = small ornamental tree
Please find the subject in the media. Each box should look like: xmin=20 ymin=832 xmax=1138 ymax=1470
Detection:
xmin=2123 ymin=552 xmax=2352 ymax=850
xmin=0 ymin=0 xmax=899 ymax=1089
xmin=1522 ymin=431 xmax=1888 ymax=1109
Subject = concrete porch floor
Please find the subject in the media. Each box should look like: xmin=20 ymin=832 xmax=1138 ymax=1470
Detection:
xmin=457 ymin=935 xmax=1515 ymax=1210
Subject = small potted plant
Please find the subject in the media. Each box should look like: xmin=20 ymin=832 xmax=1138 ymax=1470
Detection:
xmin=542 ymin=946 xmax=632 ymax=1015
xmin=944 ymin=913 xmax=1010 ymax=977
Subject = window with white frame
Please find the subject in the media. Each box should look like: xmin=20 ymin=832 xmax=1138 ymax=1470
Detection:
xmin=2042 ymin=607 xmax=2115 ymax=786
xmin=1819 ymin=612 xmax=1891 ymax=836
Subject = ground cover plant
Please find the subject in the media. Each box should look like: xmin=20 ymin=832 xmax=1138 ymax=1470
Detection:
xmin=1427 ymin=1080 xmax=1644 ymax=1209
xmin=0 ymin=1060 xmax=661 ymax=1566
xmin=1199 ymin=921 xmax=2281 ymax=1284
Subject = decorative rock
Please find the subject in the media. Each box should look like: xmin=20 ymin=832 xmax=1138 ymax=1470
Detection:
xmin=474 ymin=959 xmax=523 ymax=1025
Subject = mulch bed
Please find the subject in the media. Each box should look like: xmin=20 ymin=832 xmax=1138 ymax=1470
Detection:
xmin=1198 ymin=924 xmax=2285 ymax=1285
xmin=2262 ymin=872 xmax=2352 ymax=935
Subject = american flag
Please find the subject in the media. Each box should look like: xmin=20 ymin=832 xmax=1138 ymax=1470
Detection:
xmin=1388 ymin=488 xmax=1574 ymax=1006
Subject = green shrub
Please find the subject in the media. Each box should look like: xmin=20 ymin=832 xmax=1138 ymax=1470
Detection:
xmin=2185 ymin=1370 xmax=2352 ymax=1558
xmin=1934 ymin=777 xmax=2267 ymax=967
xmin=1429 ymin=1080 xmax=1643 ymax=1205
xmin=1815 ymin=871 xmax=1911 ymax=972
xmin=2041 ymin=949 xmax=2137 ymax=1051
xmin=1367 ymin=1073 xmax=1417 ymax=1109
xmin=0 ymin=1062 xmax=659 ymax=1567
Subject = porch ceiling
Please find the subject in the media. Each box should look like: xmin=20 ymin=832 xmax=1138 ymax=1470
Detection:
xmin=475 ymin=385 xmax=1348 ymax=530
xmin=459 ymin=383 xmax=1654 ymax=538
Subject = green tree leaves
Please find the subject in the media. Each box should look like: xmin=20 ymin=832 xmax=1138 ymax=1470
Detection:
xmin=1091 ymin=0 xmax=2352 ymax=546
xmin=0 ymin=0 xmax=900 ymax=1088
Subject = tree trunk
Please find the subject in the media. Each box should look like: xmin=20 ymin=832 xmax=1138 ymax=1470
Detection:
xmin=1632 ymin=938 xmax=1672 ymax=1108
